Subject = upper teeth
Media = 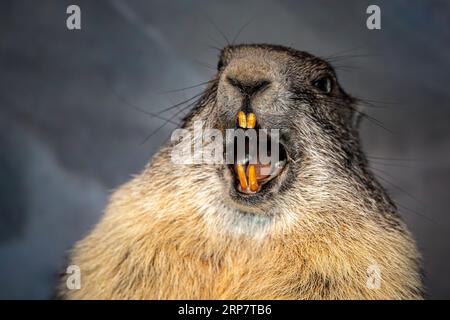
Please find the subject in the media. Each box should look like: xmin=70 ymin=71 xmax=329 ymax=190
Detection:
xmin=237 ymin=111 xmax=256 ymax=129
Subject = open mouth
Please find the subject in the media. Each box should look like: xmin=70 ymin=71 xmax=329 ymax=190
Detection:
xmin=226 ymin=112 xmax=288 ymax=195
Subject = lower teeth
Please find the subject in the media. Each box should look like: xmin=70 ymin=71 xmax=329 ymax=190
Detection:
xmin=234 ymin=160 xmax=286 ymax=193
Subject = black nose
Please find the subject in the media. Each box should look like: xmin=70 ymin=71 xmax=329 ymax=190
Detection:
xmin=226 ymin=77 xmax=270 ymax=97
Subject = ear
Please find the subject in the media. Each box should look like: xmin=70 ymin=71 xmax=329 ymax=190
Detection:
xmin=350 ymin=97 xmax=364 ymax=129
xmin=352 ymin=105 xmax=364 ymax=128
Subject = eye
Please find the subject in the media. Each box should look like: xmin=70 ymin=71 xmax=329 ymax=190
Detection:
xmin=217 ymin=58 xmax=224 ymax=71
xmin=312 ymin=76 xmax=333 ymax=94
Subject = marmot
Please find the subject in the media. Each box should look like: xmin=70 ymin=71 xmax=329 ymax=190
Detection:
xmin=59 ymin=44 xmax=423 ymax=299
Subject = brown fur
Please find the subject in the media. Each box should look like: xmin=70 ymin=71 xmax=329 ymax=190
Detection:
xmin=59 ymin=44 xmax=423 ymax=299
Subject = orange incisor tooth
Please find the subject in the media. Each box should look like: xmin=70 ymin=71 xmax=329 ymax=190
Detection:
xmin=248 ymin=164 xmax=259 ymax=192
xmin=247 ymin=113 xmax=256 ymax=129
xmin=237 ymin=111 xmax=247 ymax=128
xmin=236 ymin=164 xmax=248 ymax=189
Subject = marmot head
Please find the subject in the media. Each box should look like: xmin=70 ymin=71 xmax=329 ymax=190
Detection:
xmin=173 ymin=44 xmax=389 ymax=221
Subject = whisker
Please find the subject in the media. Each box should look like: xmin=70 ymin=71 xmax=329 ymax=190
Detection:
xmin=140 ymin=95 xmax=204 ymax=145
xmin=203 ymin=14 xmax=230 ymax=46
xmin=322 ymin=45 xmax=369 ymax=60
xmin=208 ymin=45 xmax=223 ymax=52
xmin=194 ymin=59 xmax=216 ymax=71
xmin=333 ymin=64 xmax=361 ymax=72
xmin=329 ymin=95 xmax=397 ymax=134
xmin=140 ymin=118 xmax=176 ymax=145
xmin=356 ymin=97 xmax=406 ymax=111
xmin=231 ymin=16 xmax=255 ymax=44
xmin=369 ymin=170 xmax=441 ymax=227
xmin=358 ymin=97 xmax=399 ymax=105
xmin=155 ymin=91 xmax=205 ymax=115
xmin=369 ymin=161 xmax=416 ymax=169
xmin=162 ymin=80 xmax=213 ymax=94
xmin=394 ymin=199 xmax=440 ymax=227
xmin=325 ymin=53 xmax=379 ymax=63
xmin=367 ymin=155 xmax=422 ymax=162
xmin=105 ymin=83 xmax=179 ymax=125
xmin=357 ymin=110 xmax=396 ymax=134
xmin=369 ymin=166 xmax=428 ymax=209
xmin=206 ymin=34 xmax=225 ymax=50
xmin=290 ymin=93 xmax=396 ymax=134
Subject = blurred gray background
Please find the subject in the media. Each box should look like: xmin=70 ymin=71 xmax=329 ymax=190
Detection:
xmin=0 ymin=0 xmax=449 ymax=299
